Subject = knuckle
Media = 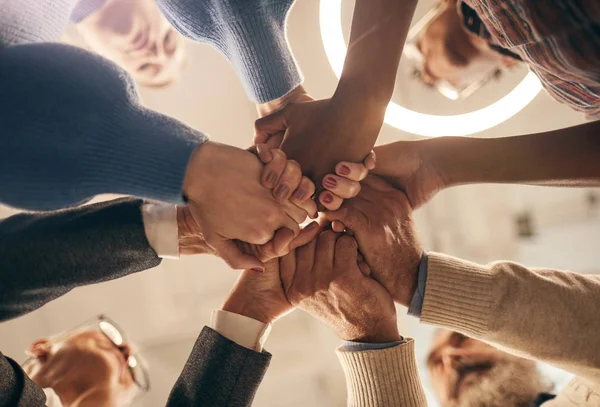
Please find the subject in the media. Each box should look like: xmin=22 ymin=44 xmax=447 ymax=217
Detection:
xmin=349 ymin=183 xmax=361 ymax=196
xmin=271 ymin=149 xmax=287 ymax=161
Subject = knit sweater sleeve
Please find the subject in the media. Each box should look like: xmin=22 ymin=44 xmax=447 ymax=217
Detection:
xmin=156 ymin=0 xmax=302 ymax=103
xmin=421 ymin=252 xmax=600 ymax=384
xmin=0 ymin=43 xmax=207 ymax=211
xmin=335 ymin=339 xmax=427 ymax=407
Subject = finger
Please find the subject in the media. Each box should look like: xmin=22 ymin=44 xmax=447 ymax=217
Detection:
xmin=333 ymin=235 xmax=358 ymax=272
xmin=293 ymin=198 xmax=317 ymax=220
xmin=264 ymin=133 xmax=284 ymax=150
xmin=254 ymin=108 xmax=289 ymax=145
xmin=271 ymin=227 xmax=296 ymax=257
xmin=318 ymin=191 xmax=344 ymax=211
xmin=284 ymin=201 xmax=310 ymax=224
xmin=322 ymin=174 xmax=361 ymax=199
xmin=331 ymin=220 xmax=346 ymax=233
xmin=335 ymin=161 xmax=369 ymax=182
xmin=274 ymin=160 xmax=302 ymax=202
xmin=279 ymin=248 xmax=298 ymax=297
xmin=261 ymin=149 xmax=287 ymax=189
xmin=290 ymin=176 xmax=316 ymax=205
xmin=358 ymin=260 xmax=371 ymax=277
xmin=364 ymin=151 xmax=376 ymax=170
xmin=314 ymin=230 xmax=339 ymax=279
xmin=256 ymin=144 xmax=274 ymax=164
xmin=218 ymin=240 xmax=265 ymax=272
xmin=291 ymin=177 xmax=317 ymax=218
xmin=289 ymin=221 xmax=321 ymax=250
xmin=323 ymin=206 xmax=366 ymax=232
xmin=294 ymin=237 xmax=318 ymax=287
xmin=280 ymin=216 xmax=300 ymax=237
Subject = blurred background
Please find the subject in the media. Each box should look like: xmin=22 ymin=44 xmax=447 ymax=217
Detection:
xmin=1 ymin=0 xmax=598 ymax=406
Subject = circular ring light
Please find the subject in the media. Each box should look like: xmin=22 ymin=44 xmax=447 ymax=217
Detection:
xmin=319 ymin=0 xmax=543 ymax=137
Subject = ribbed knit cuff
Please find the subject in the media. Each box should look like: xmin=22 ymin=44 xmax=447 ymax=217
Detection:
xmin=214 ymin=2 xmax=303 ymax=103
xmin=336 ymin=339 xmax=427 ymax=407
xmin=158 ymin=0 xmax=302 ymax=103
xmin=90 ymin=105 xmax=207 ymax=205
xmin=420 ymin=252 xmax=494 ymax=338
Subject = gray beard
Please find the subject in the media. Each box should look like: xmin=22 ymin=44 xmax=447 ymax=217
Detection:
xmin=442 ymin=358 xmax=553 ymax=407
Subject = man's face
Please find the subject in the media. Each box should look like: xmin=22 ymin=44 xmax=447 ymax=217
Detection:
xmin=417 ymin=3 xmax=505 ymax=88
xmin=76 ymin=0 xmax=186 ymax=87
xmin=427 ymin=330 xmax=550 ymax=407
xmin=24 ymin=330 xmax=137 ymax=406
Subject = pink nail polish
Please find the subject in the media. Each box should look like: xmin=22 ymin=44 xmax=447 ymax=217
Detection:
xmin=324 ymin=177 xmax=337 ymax=189
xmin=251 ymin=268 xmax=264 ymax=273
xmin=339 ymin=165 xmax=350 ymax=176
xmin=321 ymin=193 xmax=333 ymax=204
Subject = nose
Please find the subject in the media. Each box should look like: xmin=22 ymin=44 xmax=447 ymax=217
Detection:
xmin=440 ymin=349 xmax=464 ymax=371
xmin=118 ymin=343 xmax=133 ymax=361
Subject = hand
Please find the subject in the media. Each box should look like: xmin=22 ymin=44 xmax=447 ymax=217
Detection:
xmin=177 ymin=205 xmax=213 ymax=256
xmin=372 ymin=140 xmax=447 ymax=209
xmin=280 ymin=231 xmax=401 ymax=343
xmin=255 ymin=146 xmax=375 ymax=212
xmin=254 ymin=96 xmax=383 ymax=189
xmin=324 ymin=175 xmax=423 ymax=307
xmin=222 ymin=259 xmax=292 ymax=324
xmin=182 ymin=141 xmax=308 ymax=271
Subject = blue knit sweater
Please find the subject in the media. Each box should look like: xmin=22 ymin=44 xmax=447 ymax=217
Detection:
xmin=0 ymin=0 xmax=301 ymax=210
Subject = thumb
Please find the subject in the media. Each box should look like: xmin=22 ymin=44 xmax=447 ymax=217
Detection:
xmin=218 ymin=239 xmax=265 ymax=272
xmin=254 ymin=107 xmax=289 ymax=145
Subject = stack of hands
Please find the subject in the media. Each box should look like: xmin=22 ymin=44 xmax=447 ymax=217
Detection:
xmin=176 ymin=85 xmax=441 ymax=345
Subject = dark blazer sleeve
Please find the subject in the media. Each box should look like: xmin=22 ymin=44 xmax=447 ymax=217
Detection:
xmin=0 ymin=353 xmax=45 ymax=407
xmin=167 ymin=327 xmax=272 ymax=407
xmin=0 ymin=198 xmax=162 ymax=322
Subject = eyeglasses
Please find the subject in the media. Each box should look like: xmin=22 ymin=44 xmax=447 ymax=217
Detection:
xmin=95 ymin=315 xmax=151 ymax=392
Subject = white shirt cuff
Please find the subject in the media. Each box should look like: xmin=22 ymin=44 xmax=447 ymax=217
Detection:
xmin=210 ymin=310 xmax=272 ymax=352
xmin=142 ymin=204 xmax=179 ymax=259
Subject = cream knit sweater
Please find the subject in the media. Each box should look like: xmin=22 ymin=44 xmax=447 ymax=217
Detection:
xmin=336 ymin=252 xmax=600 ymax=406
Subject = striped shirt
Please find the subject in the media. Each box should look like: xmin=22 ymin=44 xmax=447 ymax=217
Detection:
xmin=460 ymin=0 xmax=600 ymax=119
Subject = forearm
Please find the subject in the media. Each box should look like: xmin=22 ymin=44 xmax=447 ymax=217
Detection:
xmin=421 ymin=252 xmax=600 ymax=382
xmin=335 ymin=0 xmax=418 ymax=106
xmin=0 ymin=199 xmax=161 ymax=322
xmin=330 ymin=0 xmax=418 ymax=157
xmin=0 ymin=43 xmax=205 ymax=211
xmin=167 ymin=327 xmax=270 ymax=407
xmin=431 ymin=121 xmax=600 ymax=187
xmin=157 ymin=0 xmax=302 ymax=103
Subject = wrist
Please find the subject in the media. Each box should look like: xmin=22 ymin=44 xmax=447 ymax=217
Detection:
xmin=425 ymin=136 xmax=484 ymax=188
xmin=346 ymin=325 xmax=402 ymax=344
xmin=393 ymin=251 xmax=422 ymax=307
xmin=176 ymin=206 xmax=212 ymax=256
xmin=222 ymin=294 xmax=275 ymax=325
xmin=256 ymin=85 xmax=312 ymax=117
xmin=333 ymin=77 xmax=392 ymax=114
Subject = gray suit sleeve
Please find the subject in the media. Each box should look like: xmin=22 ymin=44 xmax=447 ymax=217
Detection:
xmin=0 ymin=198 xmax=162 ymax=322
xmin=167 ymin=327 xmax=272 ymax=407
xmin=0 ymin=198 xmax=163 ymax=406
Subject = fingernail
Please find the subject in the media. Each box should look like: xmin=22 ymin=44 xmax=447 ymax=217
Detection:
xmin=339 ymin=165 xmax=350 ymax=176
xmin=275 ymin=185 xmax=289 ymax=200
xmin=305 ymin=221 xmax=318 ymax=230
xmin=251 ymin=268 xmax=264 ymax=273
xmin=266 ymin=172 xmax=277 ymax=186
xmin=292 ymin=189 xmax=306 ymax=201
xmin=323 ymin=177 xmax=337 ymax=189
xmin=321 ymin=193 xmax=333 ymax=204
